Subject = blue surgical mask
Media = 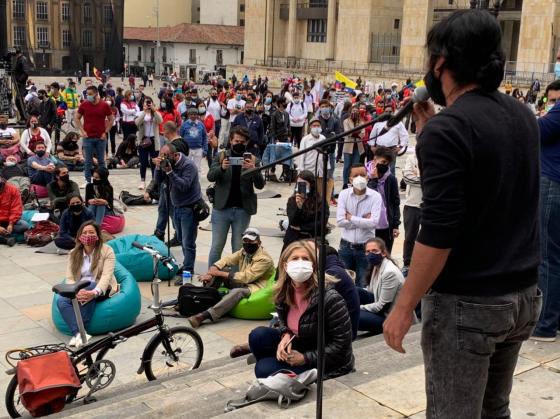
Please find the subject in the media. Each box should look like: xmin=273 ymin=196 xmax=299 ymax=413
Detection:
xmin=265 ymin=97 xmax=272 ymax=104
xmin=236 ymin=94 xmax=242 ymax=101
xmin=366 ymin=252 xmax=383 ymax=266
xmin=86 ymin=95 xmax=95 ymax=103
xmin=320 ymin=108 xmax=331 ymax=118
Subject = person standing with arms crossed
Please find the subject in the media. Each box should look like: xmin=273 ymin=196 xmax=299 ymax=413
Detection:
xmin=74 ymin=85 xmax=114 ymax=188
xmin=383 ymin=10 xmax=542 ymax=418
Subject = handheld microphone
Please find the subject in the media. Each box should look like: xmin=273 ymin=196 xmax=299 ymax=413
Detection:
xmin=132 ymin=241 xmax=175 ymax=271
xmin=377 ymin=87 xmax=430 ymax=137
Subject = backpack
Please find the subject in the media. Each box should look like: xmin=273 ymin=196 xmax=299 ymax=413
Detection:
xmin=17 ymin=351 xmax=81 ymax=417
xmin=225 ymin=369 xmax=318 ymax=411
xmin=177 ymin=284 xmax=222 ymax=317
xmin=24 ymin=220 xmax=59 ymax=247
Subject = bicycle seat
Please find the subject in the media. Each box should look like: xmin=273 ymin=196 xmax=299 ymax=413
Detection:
xmin=52 ymin=280 xmax=91 ymax=299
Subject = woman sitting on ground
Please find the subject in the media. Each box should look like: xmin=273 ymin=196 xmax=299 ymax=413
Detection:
xmin=283 ymin=170 xmax=325 ymax=250
xmin=357 ymin=238 xmax=404 ymax=335
xmin=54 ymin=195 xmax=95 ymax=250
xmin=85 ymin=167 xmax=114 ymax=226
xmin=20 ymin=114 xmax=52 ymax=156
xmin=56 ymin=132 xmax=84 ymax=171
xmin=244 ymin=240 xmax=354 ymax=379
xmin=56 ymin=220 xmax=118 ymax=347
xmin=115 ymin=134 xmax=139 ymax=168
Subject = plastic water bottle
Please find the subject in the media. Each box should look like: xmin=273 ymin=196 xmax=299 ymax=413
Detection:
xmin=182 ymin=271 xmax=192 ymax=285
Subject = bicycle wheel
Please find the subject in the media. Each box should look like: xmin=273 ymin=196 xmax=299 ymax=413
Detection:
xmin=5 ymin=375 xmax=23 ymax=418
xmin=142 ymin=326 xmax=203 ymax=381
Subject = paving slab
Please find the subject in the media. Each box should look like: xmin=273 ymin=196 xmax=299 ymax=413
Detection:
xmin=520 ymin=339 xmax=560 ymax=364
xmin=509 ymin=366 xmax=560 ymax=418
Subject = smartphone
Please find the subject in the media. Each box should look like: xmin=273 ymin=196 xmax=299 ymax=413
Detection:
xmin=243 ymin=152 xmax=252 ymax=161
xmin=297 ymin=181 xmax=307 ymax=196
xmin=229 ymin=156 xmax=244 ymax=166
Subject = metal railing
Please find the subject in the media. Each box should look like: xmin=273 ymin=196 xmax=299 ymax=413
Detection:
xmin=504 ymin=61 xmax=556 ymax=84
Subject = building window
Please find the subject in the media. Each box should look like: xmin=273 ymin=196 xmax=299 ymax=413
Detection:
xmin=12 ymin=0 xmax=24 ymax=19
xmin=82 ymin=30 xmax=93 ymax=48
xmin=137 ymin=46 xmax=142 ymax=62
xmin=13 ymin=26 xmax=26 ymax=47
xmin=61 ymin=2 xmax=71 ymax=21
xmin=104 ymin=32 xmax=112 ymax=50
xmin=393 ymin=19 xmax=400 ymax=30
xmin=83 ymin=3 xmax=92 ymax=24
xmin=62 ymin=29 xmax=72 ymax=48
xmin=310 ymin=0 xmax=328 ymax=6
xmin=36 ymin=1 xmax=48 ymax=20
xmin=37 ymin=27 xmax=49 ymax=47
xmin=216 ymin=49 xmax=223 ymax=66
xmin=307 ymin=19 xmax=327 ymax=43
xmin=189 ymin=49 xmax=196 ymax=64
xmin=240 ymin=19 xmax=245 ymax=26
xmin=150 ymin=47 xmax=155 ymax=63
xmin=240 ymin=4 xmax=245 ymax=12
xmin=162 ymin=47 xmax=167 ymax=63
xmin=103 ymin=4 xmax=113 ymax=24
xmin=240 ymin=50 xmax=244 ymax=64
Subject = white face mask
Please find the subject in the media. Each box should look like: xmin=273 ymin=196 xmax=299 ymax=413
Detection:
xmin=286 ymin=260 xmax=314 ymax=283
xmin=5 ymin=161 xmax=16 ymax=167
xmin=352 ymin=175 xmax=367 ymax=191
xmin=310 ymin=127 xmax=322 ymax=137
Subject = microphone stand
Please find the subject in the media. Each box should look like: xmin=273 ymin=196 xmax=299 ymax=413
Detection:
xmin=243 ymin=113 xmax=388 ymax=419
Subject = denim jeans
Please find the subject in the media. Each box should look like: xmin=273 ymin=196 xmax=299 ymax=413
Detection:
xmin=173 ymin=206 xmax=198 ymax=272
xmin=89 ymin=205 xmax=107 ymax=226
xmin=155 ymin=182 xmax=175 ymax=236
xmin=56 ymin=281 xmax=97 ymax=335
xmin=30 ymin=170 xmax=54 ymax=187
xmin=343 ymin=146 xmax=362 ymax=187
xmin=249 ymin=326 xmax=311 ymax=378
xmin=138 ymin=142 xmax=157 ymax=181
xmin=535 ymin=176 xmax=560 ymax=337
xmin=357 ymin=287 xmax=385 ymax=334
xmin=0 ymin=219 xmax=29 ymax=239
xmin=338 ymin=240 xmax=369 ymax=287
xmin=208 ymin=207 xmax=251 ymax=268
xmin=421 ymin=285 xmax=541 ymax=419
xmin=83 ymin=138 xmax=106 ymax=182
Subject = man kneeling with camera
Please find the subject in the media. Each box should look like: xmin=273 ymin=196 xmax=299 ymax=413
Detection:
xmin=188 ymin=228 xmax=275 ymax=328
xmin=154 ymin=143 xmax=201 ymax=278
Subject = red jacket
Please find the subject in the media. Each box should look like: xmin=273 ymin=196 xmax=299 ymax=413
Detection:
xmin=158 ymin=109 xmax=181 ymax=134
xmin=0 ymin=183 xmax=23 ymax=224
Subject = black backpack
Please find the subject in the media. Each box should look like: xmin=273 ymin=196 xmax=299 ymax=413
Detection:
xmin=177 ymin=284 xmax=222 ymax=316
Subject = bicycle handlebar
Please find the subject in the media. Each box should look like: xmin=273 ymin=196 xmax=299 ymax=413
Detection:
xmin=132 ymin=242 xmax=175 ymax=271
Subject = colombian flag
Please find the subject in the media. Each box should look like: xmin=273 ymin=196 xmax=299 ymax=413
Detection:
xmin=335 ymin=71 xmax=357 ymax=90
xmin=93 ymin=67 xmax=103 ymax=82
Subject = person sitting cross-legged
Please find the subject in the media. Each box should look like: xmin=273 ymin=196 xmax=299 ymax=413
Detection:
xmin=187 ymin=227 xmax=275 ymax=328
xmin=54 ymin=195 xmax=95 ymax=250
xmin=0 ymin=176 xmax=29 ymax=246
xmin=27 ymin=141 xmax=56 ymax=186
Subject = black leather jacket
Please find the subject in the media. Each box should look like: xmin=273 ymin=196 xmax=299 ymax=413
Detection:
xmin=276 ymin=286 xmax=354 ymax=379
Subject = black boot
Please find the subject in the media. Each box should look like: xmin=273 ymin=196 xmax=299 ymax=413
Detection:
xmin=0 ymin=236 xmax=16 ymax=247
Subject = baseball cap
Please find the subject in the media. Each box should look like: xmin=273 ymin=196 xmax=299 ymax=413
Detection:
xmin=242 ymin=228 xmax=260 ymax=241
xmin=187 ymin=107 xmax=198 ymax=115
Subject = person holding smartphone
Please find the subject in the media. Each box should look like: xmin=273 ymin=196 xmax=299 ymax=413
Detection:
xmin=283 ymin=170 xmax=326 ymax=249
xmin=135 ymin=97 xmax=163 ymax=190
xmin=207 ymin=126 xmax=265 ymax=267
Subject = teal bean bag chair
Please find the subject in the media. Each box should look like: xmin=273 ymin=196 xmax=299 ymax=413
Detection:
xmin=15 ymin=210 xmax=37 ymax=243
xmin=52 ymin=261 xmax=142 ymax=336
xmin=106 ymin=234 xmax=179 ymax=281
xmin=224 ymin=272 xmax=276 ymax=320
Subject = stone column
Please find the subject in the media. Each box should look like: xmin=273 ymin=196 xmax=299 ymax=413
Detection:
xmin=326 ymin=0 xmax=337 ymax=60
xmin=399 ymin=0 xmax=433 ymax=71
xmin=516 ymin=0 xmax=556 ymax=73
xmin=286 ymin=0 xmax=297 ymax=58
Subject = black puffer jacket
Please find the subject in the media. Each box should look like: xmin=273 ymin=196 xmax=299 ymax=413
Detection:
xmin=276 ymin=286 xmax=354 ymax=379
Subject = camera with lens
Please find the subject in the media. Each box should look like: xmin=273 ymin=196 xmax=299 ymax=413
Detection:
xmin=160 ymin=157 xmax=172 ymax=172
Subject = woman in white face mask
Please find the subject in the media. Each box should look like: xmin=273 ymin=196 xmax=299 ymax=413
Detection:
xmin=246 ymin=241 xmax=354 ymax=379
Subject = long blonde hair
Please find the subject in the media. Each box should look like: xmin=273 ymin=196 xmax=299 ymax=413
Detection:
xmin=69 ymin=221 xmax=104 ymax=280
xmin=274 ymin=240 xmax=337 ymax=307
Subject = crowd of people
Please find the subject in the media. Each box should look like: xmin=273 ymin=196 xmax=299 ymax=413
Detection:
xmin=1 ymin=11 xmax=559 ymax=417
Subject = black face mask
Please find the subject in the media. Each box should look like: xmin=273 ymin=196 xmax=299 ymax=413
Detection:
xmin=376 ymin=163 xmax=389 ymax=176
xmin=70 ymin=204 xmax=83 ymax=214
xmin=231 ymin=143 xmax=246 ymax=155
xmin=35 ymin=150 xmax=46 ymax=157
xmin=92 ymin=179 xmax=101 ymax=185
xmin=211 ymin=95 xmax=218 ymax=99
xmin=424 ymin=69 xmax=446 ymax=107
xmin=0 ymin=124 xmax=7 ymax=130
xmin=245 ymin=109 xmax=254 ymax=116
xmin=243 ymin=242 xmax=259 ymax=255
xmin=59 ymin=174 xmax=70 ymax=183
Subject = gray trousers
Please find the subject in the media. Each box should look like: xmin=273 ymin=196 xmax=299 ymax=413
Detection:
xmin=421 ymin=285 xmax=541 ymax=419
xmin=208 ymin=279 xmax=251 ymax=321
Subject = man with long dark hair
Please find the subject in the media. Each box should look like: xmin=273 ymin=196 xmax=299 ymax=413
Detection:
xmin=383 ymin=10 xmax=541 ymax=418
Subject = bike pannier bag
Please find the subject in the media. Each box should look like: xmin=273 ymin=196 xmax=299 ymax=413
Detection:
xmin=17 ymin=351 xmax=81 ymax=417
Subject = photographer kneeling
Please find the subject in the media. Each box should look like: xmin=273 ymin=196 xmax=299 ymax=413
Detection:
xmin=154 ymin=144 xmax=201 ymax=280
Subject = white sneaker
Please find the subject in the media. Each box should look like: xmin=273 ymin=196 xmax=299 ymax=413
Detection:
xmin=68 ymin=335 xmax=78 ymax=347
xmin=138 ymin=182 xmax=145 ymax=190
xmin=74 ymin=333 xmax=92 ymax=349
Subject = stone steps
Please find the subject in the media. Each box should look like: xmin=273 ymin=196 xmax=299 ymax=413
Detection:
xmin=52 ymin=325 xmax=424 ymax=418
